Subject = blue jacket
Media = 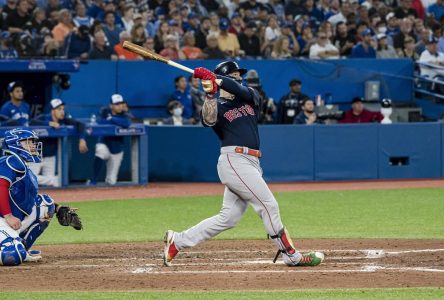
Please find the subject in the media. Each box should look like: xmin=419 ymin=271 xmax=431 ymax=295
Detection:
xmin=169 ymin=88 xmax=193 ymax=119
xmin=97 ymin=107 xmax=132 ymax=154
xmin=0 ymin=100 xmax=30 ymax=126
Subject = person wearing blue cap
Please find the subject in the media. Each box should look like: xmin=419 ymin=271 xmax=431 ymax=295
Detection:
xmin=0 ymin=31 xmax=18 ymax=59
xmin=228 ymin=12 xmax=244 ymax=35
xmin=350 ymin=28 xmax=376 ymax=58
xmin=87 ymin=94 xmax=132 ymax=186
xmin=0 ymin=81 xmax=30 ymax=126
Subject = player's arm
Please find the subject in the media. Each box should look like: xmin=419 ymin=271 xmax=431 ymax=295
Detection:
xmin=201 ymin=95 xmax=218 ymax=126
xmin=106 ymin=114 xmax=131 ymax=128
xmin=0 ymin=178 xmax=21 ymax=230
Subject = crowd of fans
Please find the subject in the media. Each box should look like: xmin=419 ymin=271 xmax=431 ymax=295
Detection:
xmin=0 ymin=0 xmax=443 ymax=61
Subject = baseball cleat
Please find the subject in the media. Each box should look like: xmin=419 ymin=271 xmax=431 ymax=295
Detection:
xmin=296 ymin=251 xmax=324 ymax=266
xmin=24 ymin=249 xmax=42 ymax=262
xmin=163 ymin=230 xmax=179 ymax=267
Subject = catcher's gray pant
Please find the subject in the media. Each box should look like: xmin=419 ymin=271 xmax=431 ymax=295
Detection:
xmin=174 ymin=146 xmax=299 ymax=262
xmin=95 ymin=143 xmax=124 ymax=185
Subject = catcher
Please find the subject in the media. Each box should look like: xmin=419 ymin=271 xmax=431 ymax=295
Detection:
xmin=0 ymin=128 xmax=82 ymax=266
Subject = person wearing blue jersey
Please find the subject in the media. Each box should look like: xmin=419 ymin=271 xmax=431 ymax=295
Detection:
xmin=30 ymin=99 xmax=89 ymax=187
xmin=163 ymin=61 xmax=325 ymax=268
xmin=0 ymin=81 xmax=30 ymax=126
xmin=0 ymin=128 xmax=82 ymax=266
xmin=88 ymin=94 xmax=131 ymax=186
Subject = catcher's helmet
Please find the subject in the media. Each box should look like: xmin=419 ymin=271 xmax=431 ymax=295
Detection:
xmin=1 ymin=128 xmax=42 ymax=163
xmin=214 ymin=61 xmax=247 ymax=76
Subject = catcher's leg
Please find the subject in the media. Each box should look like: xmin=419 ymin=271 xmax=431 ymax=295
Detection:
xmin=105 ymin=151 xmax=123 ymax=185
xmin=0 ymin=218 xmax=32 ymax=265
xmin=174 ymin=186 xmax=248 ymax=249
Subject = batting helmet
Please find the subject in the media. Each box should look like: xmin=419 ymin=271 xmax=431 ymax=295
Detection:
xmin=214 ymin=61 xmax=247 ymax=76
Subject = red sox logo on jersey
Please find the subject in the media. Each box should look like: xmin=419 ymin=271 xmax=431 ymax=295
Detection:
xmin=223 ymin=104 xmax=255 ymax=122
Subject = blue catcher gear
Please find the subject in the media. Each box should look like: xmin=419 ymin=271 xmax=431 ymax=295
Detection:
xmin=1 ymin=128 xmax=42 ymax=163
xmin=0 ymin=237 xmax=28 ymax=266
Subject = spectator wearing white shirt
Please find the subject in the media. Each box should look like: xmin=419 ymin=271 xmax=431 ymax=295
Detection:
xmin=265 ymin=15 xmax=281 ymax=43
xmin=309 ymin=31 xmax=340 ymax=59
xmin=418 ymin=36 xmax=444 ymax=79
xmin=328 ymin=0 xmax=351 ymax=27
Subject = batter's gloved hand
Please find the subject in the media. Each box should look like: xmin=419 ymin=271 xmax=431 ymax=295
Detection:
xmin=55 ymin=204 xmax=83 ymax=230
xmin=194 ymin=67 xmax=218 ymax=94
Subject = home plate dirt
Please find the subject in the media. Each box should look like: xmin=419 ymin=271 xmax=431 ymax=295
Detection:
xmin=1 ymin=239 xmax=443 ymax=290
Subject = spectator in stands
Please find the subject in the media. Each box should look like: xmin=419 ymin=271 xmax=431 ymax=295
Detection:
xmin=350 ymin=28 xmax=376 ymax=58
xmin=143 ymin=36 xmax=156 ymax=53
xmin=246 ymin=69 xmax=276 ymax=124
xmin=181 ymin=31 xmax=203 ymax=59
xmin=168 ymin=75 xmax=193 ymax=119
xmin=168 ymin=18 xmax=184 ymax=39
xmin=334 ymin=21 xmax=355 ymax=56
xmin=271 ymin=35 xmax=293 ymax=58
xmin=328 ymin=0 xmax=351 ymax=27
xmin=97 ymin=0 xmax=123 ymax=26
xmin=114 ymin=31 xmax=142 ymax=60
xmin=46 ymin=0 xmax=62 ymax=17
xmin=309 ymin=30 xmax=340 ymax=59
xmin=339 ymin=97 xmax=383 ymax=123
xmin=428 ymin=0 xmax=444 ymax=21
xmin=376 ymin=33 xmax=398 ymax=58
xmin=265 ymin=15 xmax=281 ymax=44
xmin=415 ymin=28 xmax=431 ymax=56
xmin=297 ymin=23 xmax=316 ymax=57
xmin=87 ymin=0 xmax=105 ymax=19
xmin=89 ymin=30 xmax=118 ymax=60
xmin=73 ymin=2 xmax=94 ymax=28
xmin=195 ymin=16 xmax=211 ymax=49
xmin=0 ymin=32 xmax=18 ymax=58
xmin=120 ymin=5 xmax=134 ymax=33
xmin=130 ymin=23 xmax=147 ymax=46
xmin=64 ymin=25 xmax=91 ymax=59
xmin=2 ymin=0 xmax=18 ymax=17
xmin=163 ymin=100 xmax=193 ymax=125
xmin=24 ymin=7 xmax=52 ymax=36
xmin=281 ymin=22 xmax=300 ymax=56
xmin=227 ymin=12 xmax=243 ymax=35
xmin=188 ymin=75 xmax=204 ymax=121
xmin=29 ymin=98 xmax=88 ymax=187
xmin=42 ymin=34 xmax=61 ymax=57
xmin=52 ymin=9 xmax=74 ymax=44
xmin=4 ymin=0 xmax=30 ymax=34
xmin=293 ymin=99 xmax=319 ymax=125
xmin=385 ymin=13 xmax=400 ymax=40
xmin=218 ymin=18 xmax=243 ymax=58
xmin=303 ymin=0 xmax=324 ymax=25
xmin=237 ymin=21 xmax=260 ymax=58
xmin=102 ymin=10 xmax=122 ymax=48
xmin=319 ymin=21 xmax=335 ymax=42
xmin=202 ymin=33 xmax=226 ymax=59
xmin=126 ymin=0 xmax=149 ymax=15
xmin=160 ymin=34 xmax=185 ymax=60
xmin=0 ymin=81 xmax=30 ymax=126
xmin=395 ymin=0 xmax=418 ymax=19
xmin=278 ymin=79 xmax=310 ymax=124
xmin=393 ymin=18 xmax=414 ymax=53
xmin=399 ymin=36 xmax=420 ymax=60
xmin=418 ymin=36 xmax=444 ymax=79
xmin=153 ymin=20 xmax=169 ymax=53
xmin=208 ymin=12 xmax=220 ymax=36
xmin=88 ymin=94 xmax=131 ymax=186
xmin=183 ymin=12 xmax=200 ymax=32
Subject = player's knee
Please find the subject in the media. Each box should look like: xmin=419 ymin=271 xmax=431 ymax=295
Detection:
xmin=0 ymin=237 xmax=28 ymax=266
xmin=219 ymin=213 xmax=241 ymax=229
xmin=37 ymin=194 xmax=56 ymax=220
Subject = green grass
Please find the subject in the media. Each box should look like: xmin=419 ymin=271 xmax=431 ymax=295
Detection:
xmin=37 ymin=188 xmax=444 ymax=245
xmin=1 ymin=288 xmax=443 ymax=299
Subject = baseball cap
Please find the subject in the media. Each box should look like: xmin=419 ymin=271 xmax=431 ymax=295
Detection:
xmin=294 ymin=14 xmax=303 ymax=22
xmin=50 ymin=98 xmax=64 ymax=109
xmin=360 ymin=28 xmax=373 ymax=37
xmin=351 ymin=96 xmax=363 ymax=104
xmin=7 ymin=81 xmax=24 ymax=93
xmin=0 ymin=31 xmax=10 ymax=39
xmin=246 ymin=21 xmax=257 ymax=29
xmin=231 ymin=12 xmax=240 ymax=19
xmin=385 ymin=12 xmax=395 ymax=22
xmin=188 ymin=12 xmax=198 ymax=19
xmin=168 ymin=19 xmax=178 ymax=26
xmin=110 ymin=94 xmax=125 ymax=104
xmin=289 ymin=79 xmax=302 ymax=86
xmin=219 ymin=18 xmax=229 ymax=30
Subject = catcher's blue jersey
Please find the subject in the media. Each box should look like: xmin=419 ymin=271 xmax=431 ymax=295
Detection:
xmin=0 ymin=154 xmax=38 ymax=219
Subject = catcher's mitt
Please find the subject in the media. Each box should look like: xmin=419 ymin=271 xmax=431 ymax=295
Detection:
xmin=55 ymin=205 xmax=83 ymax=230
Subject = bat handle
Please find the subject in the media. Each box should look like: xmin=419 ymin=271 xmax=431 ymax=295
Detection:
xmin=168 ymin=61 xmax=194 ymax=74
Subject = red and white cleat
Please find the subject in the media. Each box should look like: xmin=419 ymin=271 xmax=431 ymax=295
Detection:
xmin=163 ymin=230 xmax=179 ymax=267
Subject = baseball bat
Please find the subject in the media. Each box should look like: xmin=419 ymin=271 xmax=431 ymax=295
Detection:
xmin=122 ymin=41 xmax=194 ymax=74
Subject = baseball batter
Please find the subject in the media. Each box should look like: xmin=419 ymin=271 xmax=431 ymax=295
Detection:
xmin=163 ymin=61 xmax=324 ymax=267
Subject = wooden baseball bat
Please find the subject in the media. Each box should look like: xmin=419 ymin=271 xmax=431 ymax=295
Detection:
xmin=122 ymin=41 xmax=194 ymax=74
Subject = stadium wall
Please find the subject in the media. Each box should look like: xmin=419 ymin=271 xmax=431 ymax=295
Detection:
xmin=60 ymin=59 xmax=414 ymax=119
